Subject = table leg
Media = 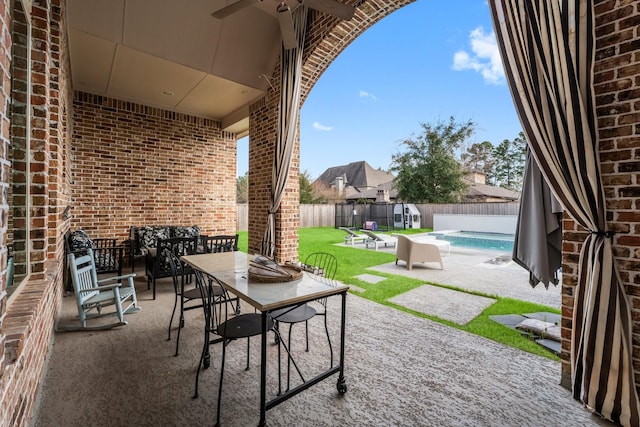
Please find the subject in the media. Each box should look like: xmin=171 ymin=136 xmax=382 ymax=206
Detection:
xmin=259 ymin=311 xmax=267 ymax=426
xmin=337 ymin=291 xmax=347 ymax=394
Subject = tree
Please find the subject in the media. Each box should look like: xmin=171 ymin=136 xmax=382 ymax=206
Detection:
xmin=390 ymin=117 xmax=475 ymax=203
xmin=300 ymin=170 xmax=323 ymax=204
xmin=311 ymin=180 xmax=345 ymax=204
xmin=236 ymin=170 xmax=331 ymax=204
xmin=460 ymin=140 xmax=495 ymax=178
xmin=236 ymin=172 xmax=248 ymax=203
xmin=491 ymin=131 xmax=527 ymax=191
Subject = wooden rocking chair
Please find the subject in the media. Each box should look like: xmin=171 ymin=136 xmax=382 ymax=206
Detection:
xmin=58 ymin=249 xmax=141 ymax=331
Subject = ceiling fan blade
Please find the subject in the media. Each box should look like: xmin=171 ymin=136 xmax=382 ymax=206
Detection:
xmin=212 ymin=0 xmax=259 ymax=19
xmin=277 ymin=5 xmax=297 ymax=50
xmin=301 ymin=0 xmax=355 ymax=21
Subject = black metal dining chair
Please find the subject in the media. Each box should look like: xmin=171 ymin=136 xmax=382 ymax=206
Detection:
xmin=192 ymin=269 xmax=284 ymax=426
xmin=165 ymin=249 xmax=225 ymax=357
xmin=200 ymin=234 xmax=239 ymax=253
xmin=269 ymin=252 xmax=338 ymax=391
xmin=147 ymin=236 xmax=198 ymax=299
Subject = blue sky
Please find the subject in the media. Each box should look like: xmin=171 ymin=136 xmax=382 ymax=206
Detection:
xmin=237 ymin=0 xmax=522 ymax=179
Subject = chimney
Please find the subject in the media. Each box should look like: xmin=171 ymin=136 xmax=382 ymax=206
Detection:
xmin=465 ymin=172 xmax=486 ymax=185
xmin=376 ymin=189 xmax=389 ymax=203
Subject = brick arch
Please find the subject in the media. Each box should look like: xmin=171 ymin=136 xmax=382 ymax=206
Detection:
xmin=300 ymin=0 xmax=415 ymax=103
xmin=248 ymin=0 xmax=414 ymax=261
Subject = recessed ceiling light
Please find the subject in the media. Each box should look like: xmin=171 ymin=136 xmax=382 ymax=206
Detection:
xmin=162 ymin=90 xmax=174 ymax=96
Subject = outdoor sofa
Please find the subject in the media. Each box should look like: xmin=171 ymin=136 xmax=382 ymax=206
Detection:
xmin=129 ymin=225 xmax=201 ymax=272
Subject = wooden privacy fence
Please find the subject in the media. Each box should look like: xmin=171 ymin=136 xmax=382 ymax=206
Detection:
xmin=236 ymin=203 xmax=520 ymax=231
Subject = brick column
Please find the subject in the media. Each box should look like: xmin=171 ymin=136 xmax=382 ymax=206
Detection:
xmin=248 ymin=91 xmax=300 ymax=264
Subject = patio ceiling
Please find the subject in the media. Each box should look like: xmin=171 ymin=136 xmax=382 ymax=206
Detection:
xmin=66 ymin=0 xmax=293 ymax=137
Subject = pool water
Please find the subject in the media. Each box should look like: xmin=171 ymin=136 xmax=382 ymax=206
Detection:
xmin=430 ymin=231 xmax=515 ymax=252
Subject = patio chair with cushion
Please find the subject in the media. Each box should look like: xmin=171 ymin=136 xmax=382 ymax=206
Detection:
xmin=129 ymin=225 xmax=201 ymax=272
xmin=339 ymin=227 xmax=367 ymax=245
xmin=65 ymin=229 xmax=124 ymax=292
xmin=395 ymin=234 xmax=444 ymax=270
xmin=361 ymin=229 xmax=397 ymax=250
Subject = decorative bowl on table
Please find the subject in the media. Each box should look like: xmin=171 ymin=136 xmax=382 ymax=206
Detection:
xmin=248 ymin=255 xmax=303 ymax=283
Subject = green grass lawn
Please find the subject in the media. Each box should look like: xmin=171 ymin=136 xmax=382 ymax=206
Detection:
xmin=238 ymin=227 xmax=561 ymax=360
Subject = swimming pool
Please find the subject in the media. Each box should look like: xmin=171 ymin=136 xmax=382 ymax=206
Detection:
xmin=429 ymin=231 xmax=515 ymax=252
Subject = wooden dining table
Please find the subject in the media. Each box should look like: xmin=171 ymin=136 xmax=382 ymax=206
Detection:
xmin=181 ymin=251 xmax=349 ymax=426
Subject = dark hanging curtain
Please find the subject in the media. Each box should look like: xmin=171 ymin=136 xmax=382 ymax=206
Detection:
xmin=490 ymin=1 xmax=639 ymax=425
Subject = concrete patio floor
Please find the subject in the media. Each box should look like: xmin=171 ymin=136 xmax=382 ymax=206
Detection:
xmin=32 ymin=253 xmax=612 ymax=427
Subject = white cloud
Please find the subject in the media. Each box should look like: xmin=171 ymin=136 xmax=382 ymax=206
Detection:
xmin=312 ymin=121 xmax=333 ymax=131
xmin=452 ymin=27 xmax=504 ymax=85
xmin=359 ymin=90 xmax=378 ymax=101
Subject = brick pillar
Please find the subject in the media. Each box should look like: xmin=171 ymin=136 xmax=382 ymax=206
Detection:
xmin=248 ymin=89 xmax=300 ymax=264
xmin=27 ymin=0 xmax=52 ymax=279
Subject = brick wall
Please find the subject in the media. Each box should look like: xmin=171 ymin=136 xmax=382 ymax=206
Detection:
xmin=8 ymin=1 xmax=28 ymax=282
xmin=0 ymin=0 xmax=69 ymax=426
xmin=71 ymin=93 xmax=238 ymax=248
xmin=0 ymin=0 xmax=12 ymax=397
xmin=560 ymin=0 xmax=640 ymax=392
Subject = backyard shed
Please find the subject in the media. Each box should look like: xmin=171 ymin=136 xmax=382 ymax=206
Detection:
xmin=394 ymin=203 xmax=421 ymax=229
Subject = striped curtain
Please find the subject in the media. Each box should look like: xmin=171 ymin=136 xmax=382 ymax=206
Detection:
xmin=262 ymin=7 xmax=308 ymax=258
xmin=489 ymin=1 xmax=640 ymax=425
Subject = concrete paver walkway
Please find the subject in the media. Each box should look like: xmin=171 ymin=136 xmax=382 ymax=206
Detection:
xmin=388 ymin=284 xmax=496 ymax=324
xmin=349 ymin=243 xmax=561 ymax=308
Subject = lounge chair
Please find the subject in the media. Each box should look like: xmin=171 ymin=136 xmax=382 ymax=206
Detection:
xmin=395 ymin=234 xmax=444 ymax=270
xmin=361 ymin=230 xmax=397 ymax=250
xmin=339 ymin=227 xmax=367 ymax=245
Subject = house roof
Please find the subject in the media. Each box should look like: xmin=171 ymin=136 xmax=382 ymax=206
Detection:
xmin=464 ymin=179 xmax=521 ymax=201
xmin=316 ymin=161 xmax=394 ymax=189
xmin=344 ymin=180 xmax=398 ymax=200
xmin=322 ymin=161 xmax=520 ymax=202
xmin=343 ymin=176 xmax=520 ymax=202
